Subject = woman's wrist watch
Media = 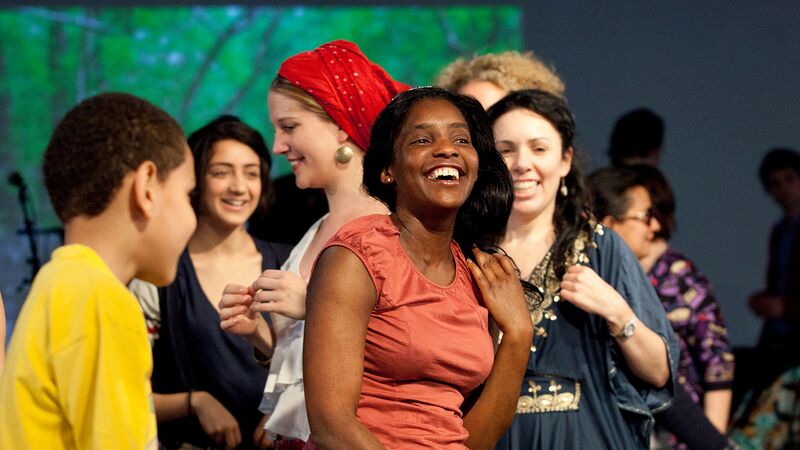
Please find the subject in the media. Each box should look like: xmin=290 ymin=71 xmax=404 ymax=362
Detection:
xmin=610 ymin=314 xmax=637 ymax=340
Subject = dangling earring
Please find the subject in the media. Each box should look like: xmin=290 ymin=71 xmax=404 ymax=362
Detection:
xmin=334 ymin=145 xmax=354 ymax=164
xmin=560 ymin=177 xmax=569 ymax=196
xmin=381 ymin=172 xmax=393 ymax=184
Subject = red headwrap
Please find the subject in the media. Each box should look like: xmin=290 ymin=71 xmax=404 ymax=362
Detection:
xmin=277 ymin=40 xmax=410 ymax=151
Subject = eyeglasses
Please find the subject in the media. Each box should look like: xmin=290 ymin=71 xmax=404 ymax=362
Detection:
xmin=617 ymin=208 xmax=654 ymax=225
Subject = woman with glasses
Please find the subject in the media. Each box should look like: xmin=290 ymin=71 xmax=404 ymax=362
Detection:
xmin=590 ymin=165 xmax=735 ymax=450
xmin=589 ymin=167 xmax=662 ymax=260
xmin=488 ymin=89 xmax=678 ymax=449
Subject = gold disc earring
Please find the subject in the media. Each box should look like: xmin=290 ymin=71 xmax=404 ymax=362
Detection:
xmin=334 ymin=145 xmax=354 ymax=164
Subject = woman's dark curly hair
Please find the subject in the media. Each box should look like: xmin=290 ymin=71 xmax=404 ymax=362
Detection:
xmin=363 ymin=87 xmax=514 ymax=255
xmin=187 ymin=115 xmax=274 ymax=220
xmin=487 ymin=89 xmax=595 ymax=281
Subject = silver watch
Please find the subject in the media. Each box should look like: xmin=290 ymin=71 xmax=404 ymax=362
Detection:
xmin=611 ymin=315 xmax=637 ymax=340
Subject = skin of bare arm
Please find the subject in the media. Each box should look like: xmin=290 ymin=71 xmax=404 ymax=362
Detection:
xmin=560 ymin=265 xmax=669 ymax=388
xmin=302 ymin=246 xmax=387 ymax=450
xmin=703 ymin=389 xmax=733 ymax=432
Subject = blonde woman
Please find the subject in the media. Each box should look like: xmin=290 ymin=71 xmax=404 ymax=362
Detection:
xmin=436 ymin=50 xmax=564 ymax=109
xmin=218 ymin=40 xmax=408 ymax=447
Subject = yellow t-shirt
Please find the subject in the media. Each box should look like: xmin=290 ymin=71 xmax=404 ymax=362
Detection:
xmin=0 ymin=244 xmax=157 ymax=449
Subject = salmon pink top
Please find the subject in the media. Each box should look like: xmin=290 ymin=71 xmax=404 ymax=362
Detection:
xmin=323 ymin=214 xmax=494 ymax=449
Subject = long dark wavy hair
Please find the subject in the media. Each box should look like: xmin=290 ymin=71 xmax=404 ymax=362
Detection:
xmin=364 ymin=87 xmax=514 ymax=255
xmin=487 ymin=89 xmax=595 ymax=281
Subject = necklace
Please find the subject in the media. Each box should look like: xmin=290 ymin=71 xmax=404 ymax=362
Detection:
xmin=524 ymin=223 xmax=602 ymax=352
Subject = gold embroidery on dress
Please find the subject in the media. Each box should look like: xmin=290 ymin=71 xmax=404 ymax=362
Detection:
xmin=516 ymin=378 xmax=582 ymax=413
xmin=525 ymin=223 xmax=599 ymax=352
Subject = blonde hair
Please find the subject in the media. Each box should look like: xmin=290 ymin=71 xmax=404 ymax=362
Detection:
xmin=435 ymin=51 xmax=565 ymax=96
xmin=269 ymin=76 xmax=333 ymax=123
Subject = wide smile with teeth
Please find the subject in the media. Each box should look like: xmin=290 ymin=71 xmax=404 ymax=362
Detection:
xmin=514 ymin=180 xmax=539 ymax=191
xmin=223 ymin=199 xmax=247 ymax=207
xmin=427 ymin=167 xmax=461 ymax=182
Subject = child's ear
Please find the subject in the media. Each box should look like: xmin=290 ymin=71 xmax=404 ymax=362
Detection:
xmin=131 ymin=161 xmax=159 ymax=219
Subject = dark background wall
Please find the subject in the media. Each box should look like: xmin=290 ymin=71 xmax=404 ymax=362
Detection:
xmin=2 ymin=0 xmax=799 ymax=346
xmin=517 ymin=1 xmax=800 ymax=346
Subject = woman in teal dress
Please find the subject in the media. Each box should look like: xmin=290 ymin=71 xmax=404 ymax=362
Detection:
xmin=487 ymin=90 xmax=679 ymax=449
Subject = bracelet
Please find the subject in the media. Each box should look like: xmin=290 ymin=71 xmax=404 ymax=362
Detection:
xmin=253 ymin=347 xmax=273 ymax=368
xmin=187 ymin=390 xmax=194 ymax=416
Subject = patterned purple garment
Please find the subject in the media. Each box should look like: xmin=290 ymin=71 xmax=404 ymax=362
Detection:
xmin=649 ymin=249 xmax=736 ymax=449
xmin=649 ymin=248 xmax=735 ymax=403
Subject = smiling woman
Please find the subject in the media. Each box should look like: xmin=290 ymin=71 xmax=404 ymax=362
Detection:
xmin=140 ymin=115 xmax=292 ymax=450
xmin=215 ymin=41 xmax=409 ymax=448
xmin=588 ymin=167 xmax=662 ymax=260
xmin=487 ymin=90 xmax=679 ymax=450
xmin=302 ymin=87 xmax=533 ymax=449
xmin=381 ymin=97 xmax=480 ymax=220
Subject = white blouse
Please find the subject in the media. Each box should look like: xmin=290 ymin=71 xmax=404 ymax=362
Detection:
xmin=259 ymin=215 xmax=326 ymax=441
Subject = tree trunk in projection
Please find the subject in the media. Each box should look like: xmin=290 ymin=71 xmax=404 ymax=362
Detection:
xmin=48 ymin=20 xmax=68 ymax=129
xmin=437 ymin=9 xmax=466 ymax=56
xmin=0 ymin=49 xmax=17 ymax=229
xmin=77 ymin=8 xmax=102 ymax=101
xmin=180 ymin=8 xmax=256 ymax=123
xmin=223 ymin=9 xmax=283 ymax=113
xmin=0 ymin=50 xmax=9 ymax=162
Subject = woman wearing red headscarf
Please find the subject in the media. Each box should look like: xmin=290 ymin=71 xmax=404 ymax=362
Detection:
xmin=218 ymin=40 xmax=409 ymax=448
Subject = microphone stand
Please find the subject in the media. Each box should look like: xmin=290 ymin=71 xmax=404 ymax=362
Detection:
xmin=8 ymin=172 xmax=41 ymax=287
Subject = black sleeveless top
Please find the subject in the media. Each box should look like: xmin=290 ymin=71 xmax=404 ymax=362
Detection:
xmin=152 ymin=237 xmax=290 ymax=449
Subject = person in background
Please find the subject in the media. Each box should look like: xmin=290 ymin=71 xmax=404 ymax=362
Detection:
xmin=488 ymin=89 xmax=677 ymax=450
xmin=435 ymin=50 xmax=564 ymax=109
xmin=0 ymin=92 xmax=197 ymax=449
xmin=217 ymin=40 xmax=409 ymax=448
xmin=727 ymin=148 xmax=800 ymax=449
xmin=749 ymin=148 xmax=800 ymax=361
xmin=132 ymin=115 xmax=290 ymax=450
xmin=729 ymin=365 xmax=800 ymax=449
xmin=608 ymin=108 xmax=664 ymax=167
xmin=303 ymin=87 xmax=532 ymax=449
xmin=589 ymin=166 xmax=735 ymax=450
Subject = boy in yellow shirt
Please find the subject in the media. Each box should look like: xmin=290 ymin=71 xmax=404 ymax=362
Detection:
xmin=0 ymin=93 xmax=197 ymax=449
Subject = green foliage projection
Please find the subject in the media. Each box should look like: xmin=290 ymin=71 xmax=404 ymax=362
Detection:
xmin=0 ymin=5 xmax=520 ymax=231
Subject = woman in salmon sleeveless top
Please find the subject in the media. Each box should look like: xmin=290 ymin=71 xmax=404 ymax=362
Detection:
xmin=303 ymin=87 xmax=534 ymax=449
